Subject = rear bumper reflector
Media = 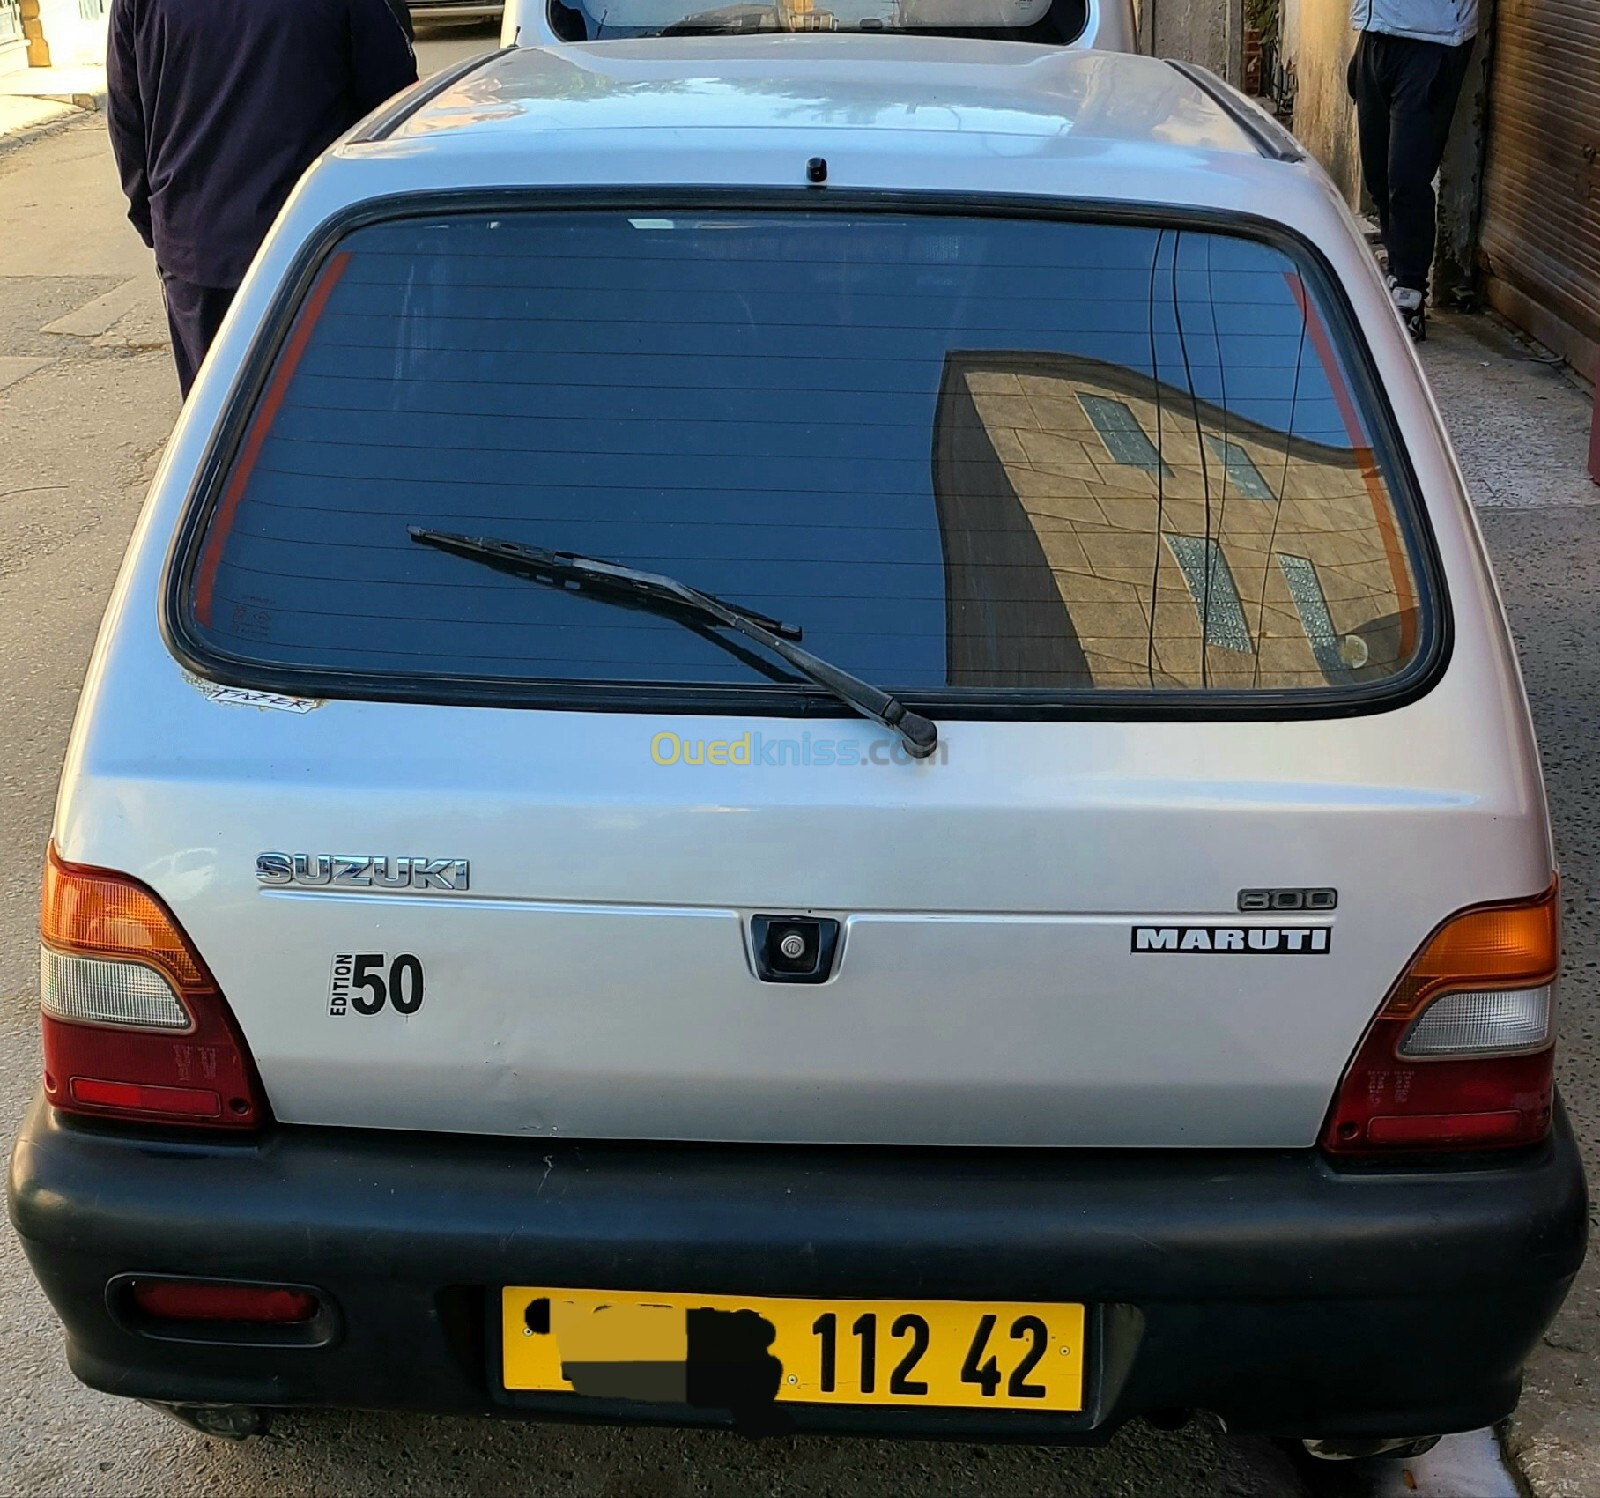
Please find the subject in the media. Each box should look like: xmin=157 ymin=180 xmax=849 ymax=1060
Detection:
xmin=1367 ymin=1111 xmax=1523 ymax=1146
xmin=131 ymin=1280 xmax=318 ymax=1324
xmin=68 ymin=1079 xmax=221 ymax=1118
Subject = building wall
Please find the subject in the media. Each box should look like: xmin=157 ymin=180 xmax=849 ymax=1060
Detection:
xmin=1139 ymin=0 xmax=1246 ymax=85
xmin=1433 ymin=20 xmax=1497 ymax=304
xmin=1281 ymin=0 xmax=1362 ymax=207
xmin=29 ymin=0 xmax=107 ymax=67
xmin=933 ymin=353 xmax=1416 ymax=692
xmin=0 ymin=1 xmax=26 ymax=81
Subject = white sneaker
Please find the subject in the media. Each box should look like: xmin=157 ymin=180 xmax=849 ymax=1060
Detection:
xmin=1391 ymin=284 xmax=1426 ymax=343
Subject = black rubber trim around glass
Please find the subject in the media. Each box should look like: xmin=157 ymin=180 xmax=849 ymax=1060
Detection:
xmin=158 ymin=187 xmax=1453 ymax=726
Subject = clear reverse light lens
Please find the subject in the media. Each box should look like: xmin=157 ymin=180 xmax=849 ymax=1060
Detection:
xmin=41 ymin=947 xmax=191 ymax=1031
xmin=1400 ymin=985 xmax=1552 ymax=1058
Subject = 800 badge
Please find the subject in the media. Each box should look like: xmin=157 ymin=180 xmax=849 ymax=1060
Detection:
xmin=329 ymin=953 xmax=425 ymax=1017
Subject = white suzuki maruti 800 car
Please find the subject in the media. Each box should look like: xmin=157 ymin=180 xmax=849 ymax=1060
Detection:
xmin=8 ymin=40 xmax=1585 ymax=1456
xmin=503 ymin=0 xmax=1137 ymax=49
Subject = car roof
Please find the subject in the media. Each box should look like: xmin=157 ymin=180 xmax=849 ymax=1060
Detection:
xmin=350 ymin=41 xmax=1294 ymax=177
xmin=258 ymin=39 xmax=1343 ymax=268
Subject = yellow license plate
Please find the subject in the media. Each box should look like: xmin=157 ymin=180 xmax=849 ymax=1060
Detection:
xmin=501 ymin=1287 xmax=1086 ymax=1412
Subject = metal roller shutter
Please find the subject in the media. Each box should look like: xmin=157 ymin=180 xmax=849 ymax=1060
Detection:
xmin=1479 ymin=0 xmax=1600 ymax=377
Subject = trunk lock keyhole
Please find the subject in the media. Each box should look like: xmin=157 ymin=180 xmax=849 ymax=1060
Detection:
xmin=751 ymin=916 xmax=841 ymax=985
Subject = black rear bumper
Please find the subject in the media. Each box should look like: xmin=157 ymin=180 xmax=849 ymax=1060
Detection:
xmin=8 ymin=1093 xmax=1588 ymax=1442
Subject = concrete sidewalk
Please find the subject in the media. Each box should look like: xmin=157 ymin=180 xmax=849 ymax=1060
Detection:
xmin=1423 ymin=314 xmax=1597 ymax=510
xmin=0 ymin=63 xmax=106 ymax=106
xmin=0 ymin=63 xmax=105 ymax=144
xmin=0 ymin=94 xmax=78 ymax=144
xmin=1420 ymin=314 xmax=1600 ymax=1498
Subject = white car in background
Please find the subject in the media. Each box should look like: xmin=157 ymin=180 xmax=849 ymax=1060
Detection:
xmin=7 ymin=38 xmax=1585 ymax=1462
xmin=503 ymin=0 xmax=1136 ymax=47
xmin=408 ymin=0 xmax=504 ymax=24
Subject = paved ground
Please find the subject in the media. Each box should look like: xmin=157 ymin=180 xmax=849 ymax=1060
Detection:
xmin=1442 ymin=317 xmax=1600 ymax=1498
xmin=1412 ymin=314 xmax=1600 ymax=1498
xmin=0 ymin=19 xmax=1593 ymax=1498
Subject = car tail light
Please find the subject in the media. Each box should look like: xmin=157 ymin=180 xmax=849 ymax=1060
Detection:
xmin=40 ymin=845 xmax=267 ymax=1129
xmin=130 ymin=1280 xmax=317 ymax=1324
xmin=1322 ymin=885 xmax=1559 ymax=1155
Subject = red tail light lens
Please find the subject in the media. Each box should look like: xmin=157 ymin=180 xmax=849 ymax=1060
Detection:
xmin=1322 ymin=885 xmax=1559 ymax=1156
xmin=131 ymin=1280 xmax=318 ymax=1324
xmin=40 ymin=846 xmax=267 ymax=1130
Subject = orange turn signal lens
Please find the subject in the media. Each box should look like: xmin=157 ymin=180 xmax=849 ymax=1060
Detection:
xmin=43 ymin=847 xmax=212 ymax=996
xmin=1384 ymin=884 xmax=1560 ymax=1019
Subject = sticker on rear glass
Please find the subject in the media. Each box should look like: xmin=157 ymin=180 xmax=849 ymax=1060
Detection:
xmin=1131 ymin=926 xmax=1330 ymax=955
xmin=329 ymin=953 xmax=426 ymax=1016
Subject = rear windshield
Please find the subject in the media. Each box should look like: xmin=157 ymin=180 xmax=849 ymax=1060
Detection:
xmin=548 ymin=0 xmax=1089 ymax=43
xmin=178 ymin=207 xmax=1434 ymax=709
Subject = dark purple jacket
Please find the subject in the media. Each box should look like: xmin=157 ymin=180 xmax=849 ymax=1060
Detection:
xmin=106 ymin=0 xmax=418 ymax=289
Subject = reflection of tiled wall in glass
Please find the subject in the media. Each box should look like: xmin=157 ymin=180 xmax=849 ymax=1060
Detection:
xmin=934 ymin=353 xmax=1416 ymax=692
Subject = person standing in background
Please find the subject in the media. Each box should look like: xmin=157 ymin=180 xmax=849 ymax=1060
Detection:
xmin=386 ymin=0 xmax=417 ymax=42
xmin=106 ymin=0 xmax=419 ymax=396
xmin=1348 ymin=0 xmax=1477 ymax=342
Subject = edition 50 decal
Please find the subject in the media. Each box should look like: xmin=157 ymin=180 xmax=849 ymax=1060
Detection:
xmin=1131 ymin=926 xmax=1331 ymax=955
xmin=329 ymin=953 xmax=425 ymax=1015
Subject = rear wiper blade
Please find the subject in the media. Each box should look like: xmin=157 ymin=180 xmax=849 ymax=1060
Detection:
xmin=409 ymin=527 xmax=939 ymax=760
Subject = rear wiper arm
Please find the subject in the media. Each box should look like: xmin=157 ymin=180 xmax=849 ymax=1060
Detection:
xmin=409 ymin=527 xmax=939 ymax=760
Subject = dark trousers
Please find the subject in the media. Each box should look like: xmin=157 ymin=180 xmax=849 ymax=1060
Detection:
xmin=1348 ymin=30 xmax=1474 ymax=293
xmin=160 ymin=274 xmax=236 ymax=397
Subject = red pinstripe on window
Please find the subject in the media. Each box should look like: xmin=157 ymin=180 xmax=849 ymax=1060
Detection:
xmin=1283 ymin=271 xmax=1418 ymax=659
xmin=193 ymin=252 xmax=352 ymax=628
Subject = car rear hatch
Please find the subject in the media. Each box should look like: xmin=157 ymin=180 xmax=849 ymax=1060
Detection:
xmin=57 ymin=200 xmax=1553 ymax=1149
